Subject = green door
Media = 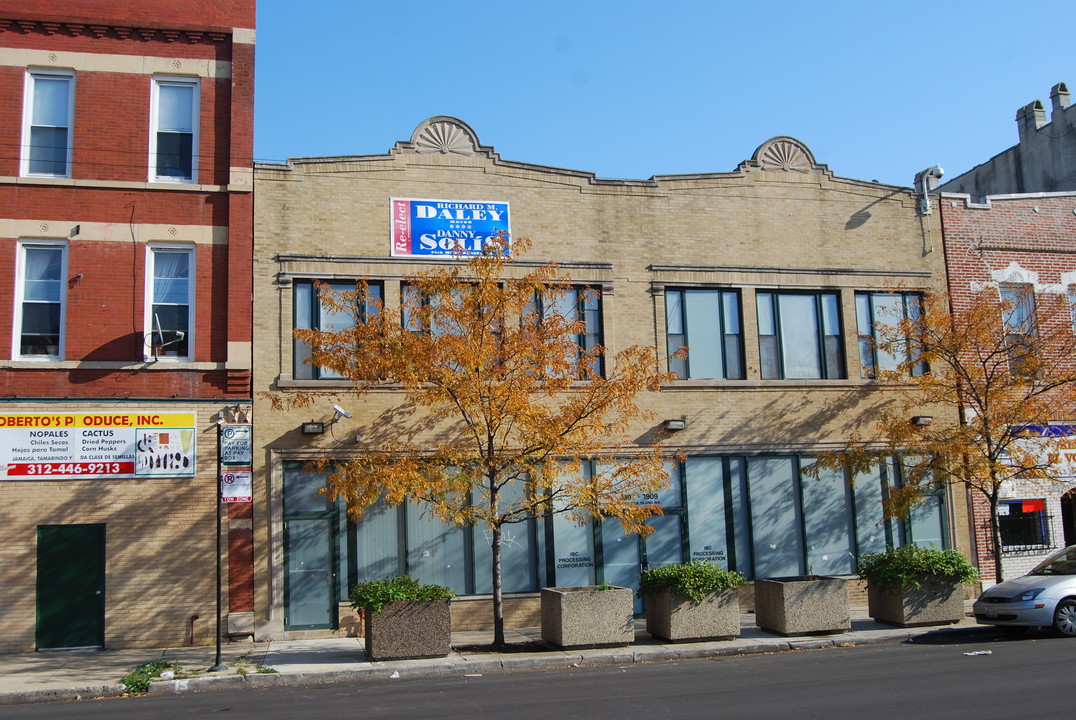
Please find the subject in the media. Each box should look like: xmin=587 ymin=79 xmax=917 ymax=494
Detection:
xmin=36 ymin=525 xmax=106 ymax=649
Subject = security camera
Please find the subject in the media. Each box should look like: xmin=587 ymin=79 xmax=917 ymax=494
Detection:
xmin=925 ymin=165 xmax=944 ymax=179
xmin=332 ymin=404 xmax=352 ymax=419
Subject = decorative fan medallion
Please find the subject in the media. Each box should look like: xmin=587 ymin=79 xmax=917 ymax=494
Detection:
xmin=759 ymin=140 xmax=811 ymax=172
xmin=414 ymin=121 xmax=474 ymax=155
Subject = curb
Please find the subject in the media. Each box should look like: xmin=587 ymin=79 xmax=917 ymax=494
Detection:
xmin=143 ymin=627 xmax=979 ymax=696
xmin=0 ymin=683 xmax=128 ymax=706
xmin=0 ymin=623 xmax=997 ymax=705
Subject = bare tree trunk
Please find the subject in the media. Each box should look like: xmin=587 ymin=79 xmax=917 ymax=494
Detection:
xmin=489 ymin=471 xmax=505 ymax=649
xmin=988 ymin=490 xmax=1004 ymax=582
xmin=492 ymin=524 xmax=504 ymax=649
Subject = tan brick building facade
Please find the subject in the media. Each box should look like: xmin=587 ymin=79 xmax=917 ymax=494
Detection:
xmin=252 ymin=117 xmax=970 ymax=639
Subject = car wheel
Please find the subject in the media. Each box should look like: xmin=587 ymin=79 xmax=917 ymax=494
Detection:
xmin=999 ymin=625 xmax=1028 ymax=638
xmin=1052 ymin=598 xmax=1076 ymax=637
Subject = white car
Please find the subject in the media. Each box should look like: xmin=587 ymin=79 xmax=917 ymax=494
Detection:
xmin=973 ymin=545 xmax=1076 ymax=637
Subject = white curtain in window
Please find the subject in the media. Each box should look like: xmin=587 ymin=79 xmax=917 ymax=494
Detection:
xmin=24 ymin=247 xmax=62 ymax=301
xmin=153 ymin=251 xmax=190 ymax=304
xmin=158 ymin=83 xmax=194 ymax=132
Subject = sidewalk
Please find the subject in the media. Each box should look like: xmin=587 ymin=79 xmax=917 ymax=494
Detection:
xmin=0 ymin=606 xmax=993 ymax=706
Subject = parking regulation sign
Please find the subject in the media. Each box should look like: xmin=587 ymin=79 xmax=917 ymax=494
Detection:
xmin=220 ymin=425 xmax=252 ymax=466
xmin=221 ymin=469 xmax=252 ymax=503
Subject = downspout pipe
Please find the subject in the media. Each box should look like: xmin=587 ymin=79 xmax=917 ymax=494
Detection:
xmin=915 ymin=165 xmax=944 ymax=215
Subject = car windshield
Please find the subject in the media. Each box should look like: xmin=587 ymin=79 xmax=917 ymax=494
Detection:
xmin=1030 ymin=547 xmax=1076 ymax=576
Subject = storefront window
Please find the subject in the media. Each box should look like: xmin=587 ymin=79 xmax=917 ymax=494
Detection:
xmin=282 ymin=452 xmax=950 ymax=625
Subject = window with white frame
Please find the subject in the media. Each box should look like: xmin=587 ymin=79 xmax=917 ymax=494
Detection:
xmin=855 ymin=292 xmax=926 ymax=378
xmin=145 ymin=247 xmax=194 ymax=360
xmin=1068 ymin=286 xmax=1076 ymax=333
xmin=14 ymin=241 xmax=66 ymax=359
xmin=293 ymin=280 xmax=382 ymax=380
xmin=22 ymin=70 xmax=74 ymax=177
xmin=757 ymin=291 xmax=844 ymax=380
xmin=150 ymin=77 xmax=199 ymax=182
xmin=1000 ymin=284 xmax=1036 ymax=372
xmin=665 ymin=289 xmax=743 ymax=380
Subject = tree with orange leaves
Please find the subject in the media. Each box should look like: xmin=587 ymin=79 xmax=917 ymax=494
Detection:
xmin=284 ymin=235 xmax=677 ymax=648
xmin=810 ymin=288 xmax=1076 ymax=581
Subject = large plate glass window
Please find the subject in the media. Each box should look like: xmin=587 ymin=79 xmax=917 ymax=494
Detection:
xmin=757 ymin=291 xmax=844 ymax=379
xmin=665 ymin=289 xmax=744 ymax=379
xmin=855 ymin=292 xmax=926 ymax=378
xmin=293 ymin=280 xmax=382 ymax=380
xmin=528 ymin=287 xmax=604 ymax=377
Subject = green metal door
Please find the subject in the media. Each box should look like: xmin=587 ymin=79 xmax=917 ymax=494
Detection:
xmin=36 ymin=525 xmax=105 ymax=649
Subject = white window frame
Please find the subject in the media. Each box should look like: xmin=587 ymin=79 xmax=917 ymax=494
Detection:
xmin=1068 ymin=286 xmax=1076 ymax=333
xmin=21 ymin=69 xmax=75 ymax=178
xmin=144 ymin=245 xmax=195 ymax=362
xmin=148 ymin=76 xmax=200 ymax=183
xmin=13 ymin=240 xmax=68 ymax=360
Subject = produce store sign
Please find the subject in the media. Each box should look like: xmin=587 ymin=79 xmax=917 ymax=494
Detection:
xmin=0 ymin=412 xmax=196 ymax=480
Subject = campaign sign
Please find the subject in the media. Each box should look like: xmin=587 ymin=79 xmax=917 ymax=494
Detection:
xmin=391 ymin=198 xmax=510 ymax=257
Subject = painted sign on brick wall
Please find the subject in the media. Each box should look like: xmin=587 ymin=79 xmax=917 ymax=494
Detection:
xmin=0 ymin=412 xmax=197 ymax=480
xmin=391 ymin=197 xmax=510 ymax=256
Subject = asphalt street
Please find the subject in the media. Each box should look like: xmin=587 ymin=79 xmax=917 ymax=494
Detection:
xmin=0 ymin=630 xmax=1067 ymax=720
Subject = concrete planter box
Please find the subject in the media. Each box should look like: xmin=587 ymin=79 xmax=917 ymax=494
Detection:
xmin=867 ymin=576 xmax=965 ymax=627
xmin=644 ymin=588 xmax=741 ymax=642
xmin=363 ymin=599 xmax=451 ymax=661
xmin=755 ymin=576 xmax=850 ymax=636
xmin=541 ymin=586 xmax=634 ymax=649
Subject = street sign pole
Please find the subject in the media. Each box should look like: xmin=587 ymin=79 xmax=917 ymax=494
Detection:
xmin=208 ymin=419 xmax=225 ymax=672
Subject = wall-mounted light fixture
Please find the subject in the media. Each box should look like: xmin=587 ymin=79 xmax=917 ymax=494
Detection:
xmin=911 ymin=415 xmax=933 ymax=426
xmin=664 ymin=417 xmax=686 ymax=432
xmin=301 ymin=421 xmax=324 ymax=435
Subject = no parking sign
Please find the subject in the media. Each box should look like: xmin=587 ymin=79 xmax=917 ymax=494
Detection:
xmin=220 ymin=469 xmax=252 ymax=503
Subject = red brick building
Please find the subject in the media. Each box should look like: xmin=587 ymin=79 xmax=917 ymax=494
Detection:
xmin=0 ymin=1 xmax=254 ymax=651
xmin=938 ymin=191 xmax=1076 ymax=582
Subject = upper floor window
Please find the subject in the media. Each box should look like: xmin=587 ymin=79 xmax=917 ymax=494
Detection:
xmin=402 ymin=283 xmax=468 ymax=337
xmin=145 ymin=247 xmax=194 ymax=361
xmin=22 ymin=70 xmax=74 ymax=177
xmin=757 ymin=291 xmax=844 ymax=380
xmin=14 ymin=241 xmax=66 ymax=359
xmin=294 ymin=280 xmax=382 ymax=380
xmin=1069 ymin=286 xmax=1076 ymax=333
xmin=665 ymin=289 xmax=743 ymax=380
xmin=150 ymin=77 xmax=199 ymax=183
xmin=1000 ymin=284 xmax=1036 ymax=372
xmin=529 ymin=287 xmax=604 ymax=378
xmin=855 ymin=292 xmax=926 ymax=378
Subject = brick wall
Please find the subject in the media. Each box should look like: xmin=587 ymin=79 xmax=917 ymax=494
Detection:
xmin=250 ymin=122 xmax=973 ymax=637
xmin=939 ymin=192 xmax=1076 ymax=582
xmin=0 ymin=2 xmax=253 ymax=650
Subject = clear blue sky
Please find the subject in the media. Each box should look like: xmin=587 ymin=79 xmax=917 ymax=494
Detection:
xmin=254 ymin=0 xmax=1075 ymax=187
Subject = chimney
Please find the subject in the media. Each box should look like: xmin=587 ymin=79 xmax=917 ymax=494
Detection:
xmin=1050 ymin=82 xmax=1070 ymax=123
xmin=1016 ymin=99 xmax=1046 ymax=143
